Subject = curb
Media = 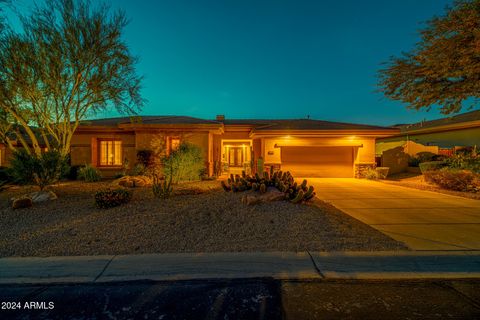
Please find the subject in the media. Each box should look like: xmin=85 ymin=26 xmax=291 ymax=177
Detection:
xmin=1 ymin=251 xmax=479 ymax=284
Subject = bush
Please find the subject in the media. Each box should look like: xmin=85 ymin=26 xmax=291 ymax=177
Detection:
xmin=78 ymin=164 xmax=102 ymax=182
xmin=445 ymin=150 xmax=480 ymax=173
xmin=364 ymin=168 xmax=380 ymax=180
xmin=163 ymin=142 xmax=204 ymax=183
xmin=9 ymin=150 xmax=69 ymax=189
xmin=66 ymin=165 xmax=82 ymax=180
xmin=419 ymin=161 xmax=446 ymax=173
xmin=424 ymin=168 xmax=480 ymax=192
xmin=94 ymin=188 xmax=132 ymax=209
xmin=0 ymin=167 xmax=13 ymax=183
xmin=130 ymin=163 xmax=146 ymax=176
xmin=136 ymin=150 xmax=155 ymax=168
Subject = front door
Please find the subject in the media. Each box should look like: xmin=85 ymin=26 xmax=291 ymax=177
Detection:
xmin=228 ymin=146 xmax=244 ymax=167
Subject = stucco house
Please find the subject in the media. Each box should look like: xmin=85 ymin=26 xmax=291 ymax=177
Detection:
xmin=0 ymin=115 xmax=398 ymax=178
xmin=375 ymin=110 xmax=480 ymax=175
xmin=377 ymin=110 xmax=480 ymax=155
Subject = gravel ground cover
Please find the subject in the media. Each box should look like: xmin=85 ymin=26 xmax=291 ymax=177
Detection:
xmin=383 ymin=173 xmax=480 ymax=200
xmin=0 ymin=180 xmax=407 ymax=257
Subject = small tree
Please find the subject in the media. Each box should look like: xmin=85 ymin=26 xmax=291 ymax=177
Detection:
xmin=378 ymin=0 xmax=480 ymax=114
xmin=163 ymin=142 xmax=204 ymax=184
xmin=0 ymin=0 xmax=143 ymax=156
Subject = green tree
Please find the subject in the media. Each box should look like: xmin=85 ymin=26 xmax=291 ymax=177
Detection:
xmin=378 ymin=0 xmax=480 ymax=114
xmin=0 ymin=0 xmax=143 ymax=156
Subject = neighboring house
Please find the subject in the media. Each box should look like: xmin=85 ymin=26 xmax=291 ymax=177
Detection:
xmin=1 ymin=115 xmax=398 ymax=178
xmin=376 ymin=110 xmax=480 ymax=174
xmin=377 ymin=110 xmax=480 ymax=153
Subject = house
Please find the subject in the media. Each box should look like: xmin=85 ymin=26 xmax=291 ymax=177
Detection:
xmin=376 ymin=110 xmax=480 ymax=174
xmin=377 ymin=110 xmax=480 ymax=155
xmin=1 ymin=115 xmax=398 ymax=178
xmin=68 ymin=115 xmax=397 ymax=178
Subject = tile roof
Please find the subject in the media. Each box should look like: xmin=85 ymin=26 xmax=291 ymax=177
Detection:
xmin=398 ymin=110 xmax=480 ymax=133
xmin=78 ymin=116 xmax=395 ymax=131
xmin=223 ymin=119 xmax=394 ymax=131
xmin=79 ymin=116 xmax=221 ymax=126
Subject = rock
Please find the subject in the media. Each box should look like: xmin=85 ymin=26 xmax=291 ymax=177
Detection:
xmin=12 ymin=197 xmax=33 ymax=209
xmin=242 ymin=189 xmax=286 ymax=206
xmin=113 ymin=176 xmax=152 ymax=188
xmin=30 ymin=191 xmax=57 ymax=203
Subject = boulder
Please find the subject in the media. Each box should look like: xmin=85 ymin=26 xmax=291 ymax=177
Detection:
xmin=113 ymin=176 xmax=152 ymax=188
xmin=12 ymin=197 xmax=33 ymax=209
xmin=242 ymin=188 xmax=285 ymax=206
xmin=30 ymin=191 xmax=58 ymax=203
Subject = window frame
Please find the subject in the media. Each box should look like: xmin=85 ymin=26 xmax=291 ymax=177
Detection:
xmin=97 ymin=139 xmax=123 ymax=167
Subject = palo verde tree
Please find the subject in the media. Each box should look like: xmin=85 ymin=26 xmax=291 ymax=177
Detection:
xmin=0 ymin=0 xmax=143 ymax=157
xmin=378 ymin=0 xmax=480 ymax=114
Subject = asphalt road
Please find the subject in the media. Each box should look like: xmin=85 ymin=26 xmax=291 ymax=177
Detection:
xmin=1 ymin=279 xmax=480 ymax=319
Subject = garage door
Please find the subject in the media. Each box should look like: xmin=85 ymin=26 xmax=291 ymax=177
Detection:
xmin=281 ymin=146 xmax=354 ymax=178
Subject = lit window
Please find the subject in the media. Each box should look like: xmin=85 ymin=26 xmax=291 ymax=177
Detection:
xmin=168 ymin=137 xmax=180 ymax=154
xmin=99 ymin=140 xmax=122 ymax=166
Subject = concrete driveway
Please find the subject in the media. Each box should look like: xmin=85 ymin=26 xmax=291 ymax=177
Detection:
xmin=309 ymin=178 xmax=480 ymax=250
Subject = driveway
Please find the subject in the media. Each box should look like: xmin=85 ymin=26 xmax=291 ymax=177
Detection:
xmin=309 ymin=178 xmax=480 ymax=250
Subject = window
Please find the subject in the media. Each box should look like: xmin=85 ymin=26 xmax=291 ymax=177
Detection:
xmin=167 ymin=137 xmax=181 ymax=155
xmin=99 ymin=140 xmax=122 ymax=166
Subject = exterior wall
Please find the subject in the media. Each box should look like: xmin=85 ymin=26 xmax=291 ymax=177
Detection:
xmin=70 ymin=131 xmax=136 ymax=177
xmin=378 ymin=127 xmax=480 ymax=149
xmin=376 ymin=140 xmax=438 ymax=156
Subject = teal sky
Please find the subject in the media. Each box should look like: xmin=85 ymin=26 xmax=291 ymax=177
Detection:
xmin=7 ymin=0 xmax=454 ymax=125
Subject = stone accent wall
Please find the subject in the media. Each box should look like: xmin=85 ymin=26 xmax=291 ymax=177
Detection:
xmin=355 ymin=162 xmax=376 ymax=178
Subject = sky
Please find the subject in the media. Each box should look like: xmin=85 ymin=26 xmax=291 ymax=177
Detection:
xmin=6 ymin=0 xmax=455 ymax=126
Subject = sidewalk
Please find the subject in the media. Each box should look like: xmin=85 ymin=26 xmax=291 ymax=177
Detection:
xmin=1 ymin=251 xmax=480 ymax=284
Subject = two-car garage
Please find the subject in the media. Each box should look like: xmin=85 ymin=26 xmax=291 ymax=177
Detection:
xmin=280 ymin=146 xmax=354 ymax=178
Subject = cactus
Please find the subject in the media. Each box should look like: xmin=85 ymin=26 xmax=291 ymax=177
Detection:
xmin=304 ymin=186 xmax=315 ymax=200
xmin=291 ymin=190 xmax=305 ymax=204
xmin=257 ymin=156 xmax=264 ymax=174
xmin=221 ymin=181 xmax=231 ymax=192
xmin=259 ymin=183 xmax=267 ymax=193
xmin=301 ymin=179 xmax=307 ymax=190
xmin=263 ymin=171 xmax=270 ymax=181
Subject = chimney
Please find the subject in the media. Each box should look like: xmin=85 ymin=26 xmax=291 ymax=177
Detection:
xmin=216 ymin=115 xmax=225 ymax=121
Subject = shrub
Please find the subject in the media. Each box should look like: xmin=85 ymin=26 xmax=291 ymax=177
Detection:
xmin=0 ymin=167 xmax=13 ymax=183
xmin=94 ymin=188 xmax=132 ymax=209
xmin=419 ymin=161 xmax=446 ymax=174
xmin=445 ymin=150 xmax=480 ymax=173
xmin=136 ymin=149 xmax=155 ymax=168
xmin=152 ymin=171 xmax=173 ymax=199
xmin=130 ymin=163 xmax=146 ymax=176
xmin=408 ymin=156 xmax=421 ymax=167
xmin=9 ymin=150 xmax=69 ymax=190
xmin=416 ymin=152 xmax=437 ymax=163
xmin=424 ymin=168 xmax=480 ymax=193
xmin=375 ymin=167 xmax=389 ymax=179
xmin=364 ymin=168 xmax=380 ymax=180
xmin=66 ymin=165 xmax=82 ymax=180
xmin=78 ymin=164 xmax=102 ymax=182
xmin=163 ymin=142 xmax=204 ymax=183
